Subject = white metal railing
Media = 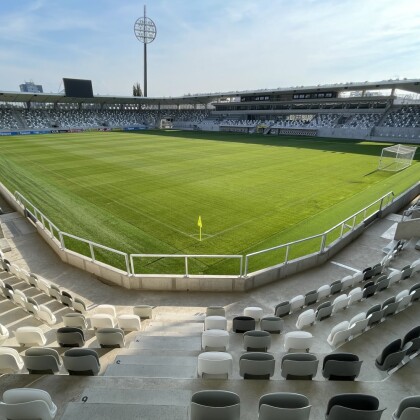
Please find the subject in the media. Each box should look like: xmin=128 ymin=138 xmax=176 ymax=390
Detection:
xmin=14 ymin=191 xmax=243 ymax=277
xmin=14 ymin=190 xmax=394 ymax=278
xmin=243 ymin=191 xmax=394 ymax=276
xmin=130 ymin=254 xmax=243 ymax=277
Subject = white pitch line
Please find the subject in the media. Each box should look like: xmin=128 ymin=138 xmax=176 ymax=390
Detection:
xmin=330 ymin=261 xmax=360 ymax=272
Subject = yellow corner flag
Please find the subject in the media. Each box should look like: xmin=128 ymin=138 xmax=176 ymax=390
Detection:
xmin=197 ymin=216 xmax=203 ymax=241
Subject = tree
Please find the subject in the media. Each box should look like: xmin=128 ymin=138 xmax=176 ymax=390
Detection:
xmin=132 ymin=82 xmax=143 ymax=97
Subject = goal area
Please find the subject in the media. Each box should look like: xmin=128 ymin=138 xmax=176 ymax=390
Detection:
xmin=378 ymin=144 xmax=417 ymax=172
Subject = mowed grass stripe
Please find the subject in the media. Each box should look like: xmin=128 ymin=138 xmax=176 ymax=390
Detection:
xmin=0 ymin=131 xmax=418 ymax=274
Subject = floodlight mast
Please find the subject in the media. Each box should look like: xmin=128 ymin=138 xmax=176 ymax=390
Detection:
xmin=134 ymin=5 xmax=156 ymax=97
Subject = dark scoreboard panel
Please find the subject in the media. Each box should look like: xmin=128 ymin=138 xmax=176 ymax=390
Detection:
xmin=63 ymin=78 xmax=94 ymax=98
xmin=292 ymin=92 xmax=337 ymax=100
xmin=240 ymin=91 xmax=338 ymax=102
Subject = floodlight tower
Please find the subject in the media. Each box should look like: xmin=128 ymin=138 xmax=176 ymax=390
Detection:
xmin=134 ymin=5 xmax=157 ymax=97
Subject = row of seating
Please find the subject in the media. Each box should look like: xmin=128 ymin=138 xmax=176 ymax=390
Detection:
xmin=327 ymin=289 xmax=419 ymax=347
xmin=301 ymin=279 xmax=420 ymax=330
xmin=2 ymin=260 xmax=88 ymax=313
xmin=274 ymin=262 xmax=386 ymax=318
xmin=275 ymin=250 xmax=416 ymax=320
xmin=0 ymin=347 xmax=100 ymax=376
xmin=1 ymin=388 xmax=419 ymax=420
xmin=198 ymin=351 xmax=363 ymax=381
xmin=376 ymin=325 xmax=420 ymax=371
xmin=0 ymin=280 xmax=57 ymax=325
xmin=0 ymin=322 xmax=129 ymax=349
xmin=190 ymin=390 xmax=420 ymax=419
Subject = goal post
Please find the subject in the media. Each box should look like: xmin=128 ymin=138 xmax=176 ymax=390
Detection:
xmin=378 ymin=144 xmax=417 ymax=172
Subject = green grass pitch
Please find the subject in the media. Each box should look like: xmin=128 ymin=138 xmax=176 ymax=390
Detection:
xmin=0 ymin=130 xmax=418 ymax=275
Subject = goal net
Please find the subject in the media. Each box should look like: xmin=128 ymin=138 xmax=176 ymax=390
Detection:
xmin=378 ymin=144 xmax=417 ymax=172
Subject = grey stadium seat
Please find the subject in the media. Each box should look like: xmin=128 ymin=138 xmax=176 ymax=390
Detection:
xmin=24 ymin=347 xmax=62 ymax=374
xmin=63 ymin=348 xmax=101 ymax=376
xmin=322 ymin=353 xmax=362 ymax=381
xmin=392 ymin=395 xmax=420 ymax=420
xmin=239 ymin=352 xmax=275 ymax=379
xmin=260 ymin=316 xmax=284 ymax=334
xmin=232 ymin=316 xmax=255 ymax=333
xmin=258 ymin=392 xmax=311 ymax=420
xmin=56 ymin=327 xmax=85 ymax=348
xmin=281 ymin=353 xmax=319 ymax=380
xmin=274 ymin=301 xmax=291 ymax=317
xmin=243 ymin=330 xmax=271 ymax=351
xmin=375 ymin=339 xmax=408 ymax=371
xmin=190 ymin=390 xmax=240 ymax=420
xmin=325 ymin=393 xmax=385 ymax=420
xmin=315 ymin=301 xmax=333 ymax=321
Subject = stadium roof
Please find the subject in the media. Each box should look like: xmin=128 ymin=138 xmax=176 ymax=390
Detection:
xmin=1 ymin=78 xmax=420 ymax=105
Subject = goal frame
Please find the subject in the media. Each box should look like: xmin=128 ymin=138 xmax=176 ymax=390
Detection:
xmin=378 ymin=144 xmax=417 ymax=172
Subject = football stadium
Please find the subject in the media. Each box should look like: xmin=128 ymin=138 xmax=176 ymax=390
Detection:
xmin=0 ymin=1 xmax=420 ymax=419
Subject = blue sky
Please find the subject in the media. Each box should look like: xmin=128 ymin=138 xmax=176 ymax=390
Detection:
xmin=1 ymin=0 xmax=420 ymax=97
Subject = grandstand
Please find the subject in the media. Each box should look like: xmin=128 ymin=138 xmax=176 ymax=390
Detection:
xmin=0 ymin=78 xmax=420 ymax=419
xmin=1 ymin=79 xmax=420 ymax=142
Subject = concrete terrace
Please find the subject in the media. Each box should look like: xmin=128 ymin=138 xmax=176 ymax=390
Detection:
xmin=0 ymin=208 xmax=419 ymax=419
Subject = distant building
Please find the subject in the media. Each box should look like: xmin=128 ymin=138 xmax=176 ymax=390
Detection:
xmin=20 ymin=81 xmax=43 ymax=93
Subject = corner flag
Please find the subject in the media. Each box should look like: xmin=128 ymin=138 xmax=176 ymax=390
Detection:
xmin=197 ymin=216 xmax=202 ymax=241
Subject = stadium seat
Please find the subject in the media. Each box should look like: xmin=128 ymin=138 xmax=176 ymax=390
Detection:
xmin=197 ymin=352 xmax=233 ymax=378
xmin=322 ymin=353 xmax=362 ymax=380
xmin=117 ymin=314 xmax=141 ymax=331
xmin=0 ymin=388 xmax=57 ymax=420
xmin=206 ymin=306 xmax=225 ymax=317
xmin=204 ymin=315 xmax=227 ymax=331
xmin=239 ymin=352 xmax=275 ymax=380
xmin=57 ymin=327 xmax=85 ymax=347
xmin=95 ymin=327 xmax=125 ymax=348
xmin=243 ymin=330 xmax=271 ymax=351
xmin=281 ymin=353 xmax=319 ymax=380
xmin=296 ymin=309 xmax=315 ymax=329
xmin=260 ymin=316 xmax=283 ymax=334
xmin=202 ymin=329 xmax=229 ymax=351
xmin=392 ymin=395 xmax=420 ymax=420
xmin=258 ymin=392 xmax=311 ymax=420
xmin=15 ymin=326 xmax=47 ymax=347
xmin=133 ymin=304 xmax=154 ymax=319
xmin=304 ymin=289 xmax=318 ymax=306
xmin=315 ymin=301 xmax=333 ymax=321
xmin=232 ymin=316 xmax=255 ymax=333
xmin=24 ymin=347 xmax=62 ymax=374
xmin=190 ymin=390 xmax=240 ymax=420
xmin=325 ymin=393 xmax=385 ymax=419
xmin=63 ymin=348 xmax=101 ymax=376
xmin=284 ymin=331 xmax=313 ymax=352
xmin=0 ymin=347 xmax=24 ymax=373
xmin=274 ymin=301 xmax=291 ymax=317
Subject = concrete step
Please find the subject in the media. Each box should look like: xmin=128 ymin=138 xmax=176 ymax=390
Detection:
xmin=80 ymin=388 xmax=191 ymax=405
xmin=113 ymin=354 xmax=196 ymax=367
xmin=61 ymin=403 xmax=188 ymax=420
xmin=129 ymin=336 xmax=201 ymax=351
xmin=105 ymin=363 xmax=197 ymax=378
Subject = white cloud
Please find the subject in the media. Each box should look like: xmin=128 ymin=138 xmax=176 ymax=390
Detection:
xmin=0 ymin=0 xmax=420 ymax=96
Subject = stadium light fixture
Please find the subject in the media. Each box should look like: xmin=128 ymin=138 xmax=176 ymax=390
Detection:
xmin=134 ymin=5 xmax=157 ymax=97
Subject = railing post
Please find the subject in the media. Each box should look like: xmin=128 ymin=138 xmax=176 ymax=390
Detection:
xmin=320 ymin=233 xmax=327 ymax=253
xmin=239 ymin=256 xmax=243 ymax=277
xmin=379 ymin=197 xmax=384 ymax=211
xmin=130 ymin=256 xmax=136 ymax=276
xmin=185 ymin=256 xmax=189 ymax=277
xmin=284 ymin=245 xmax=290 ymax=265
xmin=125 ymin=254 xmax=130 ymax=275
xmin=58 ymin=232 xmax=65 ymax=250
xmin=244 ymin=256 xmax=249 ymax=277
xmin=48 ymin=221 xmax=54 ymax=238
xmin=89 ymin=243 xmax=96 ymax=262
xmin=340 ymin=223 xmax=345 ymax=238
